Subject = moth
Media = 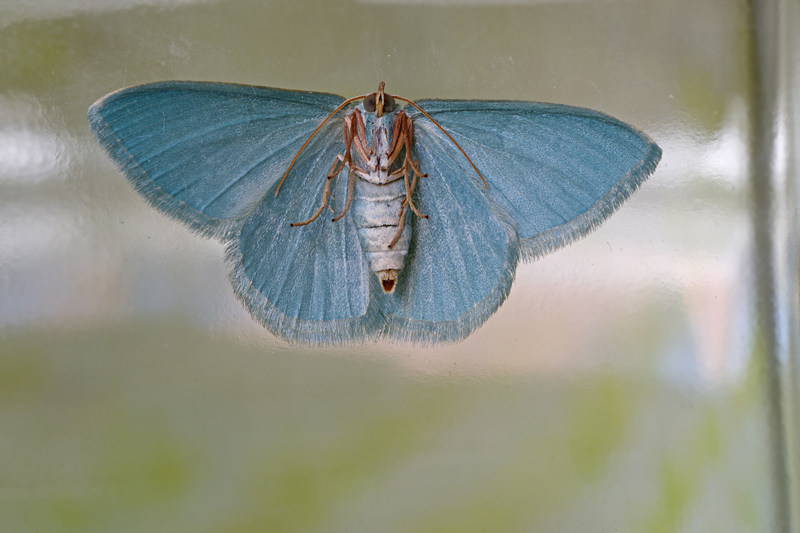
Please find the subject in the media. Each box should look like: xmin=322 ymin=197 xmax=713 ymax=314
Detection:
xmin=88 ymin=81 xmax=661 ymax=344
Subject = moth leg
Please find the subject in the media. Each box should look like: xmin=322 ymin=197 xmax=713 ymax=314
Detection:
xmin=331 ymin=109 xmax=374 ymax=222
xmin=387 ymin=114 xmax=431 ymax=248
xmin=389 ymin=169 xmax=428 ymax=249
xmin=402 ymin=116 xmax=427 ymax=181
xmin=290 ymin=113 xmax=362 ymax=227
xmin=331 ymin=167 xmax=356 ymax=222
xmin=289 ymin=155 xmax=344 ymax=227
xmin=386 ymin=111 xmax=405 ymax=163
xmin=351 ymin=108 xmax=372 ymax=164
xmin=388 ymin=166 xmax=428 ymax=249
xmin=385 ymin=111 xmax=410 ymax=165
xmin=389 ymin=200 xmax=408 ymax=249
xmin=397 ymin=115 xmax=428 ymax=218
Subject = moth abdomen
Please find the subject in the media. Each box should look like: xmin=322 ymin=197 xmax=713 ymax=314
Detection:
xmin=353 ymin=172 xmax=411 ymax=294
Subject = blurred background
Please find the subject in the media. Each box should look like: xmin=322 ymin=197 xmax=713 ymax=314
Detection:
xmin=1 ymin=0 xmax=799 ymax=531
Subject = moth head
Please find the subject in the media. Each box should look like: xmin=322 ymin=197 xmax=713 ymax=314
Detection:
xmin=377 ymin=269 xmax=399 ymax=294
xmin=363 ymin=81 xmax=396 ymax=117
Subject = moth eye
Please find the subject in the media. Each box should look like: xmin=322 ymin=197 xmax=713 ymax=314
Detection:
xmin=363 ymin=93 xmax=377 ymax=112
xmin=383 ymin=94 xmax=396 ymax=112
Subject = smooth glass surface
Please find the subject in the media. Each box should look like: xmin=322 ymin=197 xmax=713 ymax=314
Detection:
xmin=1 ymin=0 xmax=798 ymax=531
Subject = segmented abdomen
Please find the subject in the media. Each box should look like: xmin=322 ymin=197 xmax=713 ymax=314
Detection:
xmin=353 ymin=177 xmax=411 ymax=275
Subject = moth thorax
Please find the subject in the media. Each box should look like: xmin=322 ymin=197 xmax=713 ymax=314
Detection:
xmin=378 ymin=270 xmax=398 ymax=294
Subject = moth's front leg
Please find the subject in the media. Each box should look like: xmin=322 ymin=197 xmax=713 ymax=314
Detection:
xmin=350 ymin=108 xmax=372 ymax=168
xmin=332 ymin=109 xmax=373 ymax=222
xmin=290 ymin=115 xmax=359 ymax=228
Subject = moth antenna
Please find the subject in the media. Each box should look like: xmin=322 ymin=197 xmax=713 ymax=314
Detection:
xmin=393 ymin=96 xmax=487 ymax=189
xmin=276 ymin=93 xmax=369 ymax=196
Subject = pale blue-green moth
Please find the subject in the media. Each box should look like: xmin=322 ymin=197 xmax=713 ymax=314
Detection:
xmin=88 ymin=81 xmax=661 ymax=344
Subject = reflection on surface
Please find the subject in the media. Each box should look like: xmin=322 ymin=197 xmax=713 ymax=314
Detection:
xmin=0 ymin=129 xmax=61 ymax=183
xmin=0 ymin=0 xmax=797 ymax=531
xmin=0 ymin=0 xmax=213 ymax=29
xmin=0 ymin=97 xmax=64 ymax=184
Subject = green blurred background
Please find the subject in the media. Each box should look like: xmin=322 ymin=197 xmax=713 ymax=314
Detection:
xmin=1 ymin=0 xmax=799 ymax=531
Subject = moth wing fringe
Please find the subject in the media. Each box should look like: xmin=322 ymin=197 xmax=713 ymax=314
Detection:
xmin=518 ymin=139 xmax=661 ymax=261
